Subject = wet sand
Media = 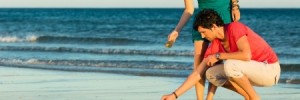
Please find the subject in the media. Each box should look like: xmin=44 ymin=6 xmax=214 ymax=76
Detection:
xmin=0 ymin=66 xmax=299 ymax=100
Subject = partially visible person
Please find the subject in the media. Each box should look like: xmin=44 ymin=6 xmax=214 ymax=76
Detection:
xmin=165 ymin=0 xmax=240 ymax=99
xmin=161 ymin=9 xmax=280 ymax=100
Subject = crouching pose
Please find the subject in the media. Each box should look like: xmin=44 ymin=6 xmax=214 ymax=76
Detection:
xmin=161 ymin=9 xmax=280 ymax=100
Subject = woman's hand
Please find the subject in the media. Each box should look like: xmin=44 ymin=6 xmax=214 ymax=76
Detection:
xmin=161 ymin=93 xmax=176 ymax=100
xmin=206 ymin=54 xmax=219 ymax=66
xmin=231 ymin=7 xmax=240 ymax=22
xmin=168 ymin=31 xmax=179 ymax=42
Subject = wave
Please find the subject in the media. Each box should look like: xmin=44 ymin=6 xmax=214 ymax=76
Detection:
xmin=0 ymin=58 xmax=193 ymax=77
xmin=0 ymin=58 xmax=300 ymax=83
xmin=281 ymin=64 xmax=300 ymax=72
xmin=0 ymin=63 xmax=191 ymax=77
xmin=281 ymin=79 xmax=300 ymax=84
xmin=36 ymin=36 xmax=153 ymax=45
xmin=0 ymin=46 xmax=193 ymax=56
xmin=0 ymin=36 xmax=37 ymax=42
xmin=1 ymin=58 xmax=298 ymax=71
xmin=0 ymin=35 xmax=153 ymax=45
xmin=0 ymin=58 xmax=193 ymax=70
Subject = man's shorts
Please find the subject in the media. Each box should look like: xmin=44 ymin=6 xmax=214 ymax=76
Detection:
xmin=206 ymin=60 xmax=281 ymax=87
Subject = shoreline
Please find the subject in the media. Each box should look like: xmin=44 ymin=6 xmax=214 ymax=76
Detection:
xmin=0 ymin=66 xmax=299 ymax=100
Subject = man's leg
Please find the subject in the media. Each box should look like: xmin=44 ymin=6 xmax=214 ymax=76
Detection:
xmin=223 ymin=60 xmax=272 ymax=100
xmin=206 ymin=83 xmax=217 ymax=100
xmin=206 ymin=64 xmax=249 ymax=100
xmin=229 ymin=76 xmax=260 ymax=100
xmin=206 ymin=81 xmax=250 ymax=100
xmin=223 ymin=81 xmax=250 ymax=100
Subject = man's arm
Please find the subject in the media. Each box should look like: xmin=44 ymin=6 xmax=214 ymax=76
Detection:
xmin=206 ymin=36 xmax=251 ymax=67
xmin=172 ymin=58 xmax=209 ymax=99
xmin=219 ymin=36 xmax=251 ymax=61
xmin=161 ymin=58 xmax=209 ymax=100
xmin=194 ymin=40 xmax=208 ymax=100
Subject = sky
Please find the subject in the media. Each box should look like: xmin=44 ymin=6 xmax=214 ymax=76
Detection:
xmin=0 ymin=0 xmax=299 ymax=8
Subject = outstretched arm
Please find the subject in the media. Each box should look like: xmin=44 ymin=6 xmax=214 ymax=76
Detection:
xmin=161 ymin=58 xmax=209 ymax=100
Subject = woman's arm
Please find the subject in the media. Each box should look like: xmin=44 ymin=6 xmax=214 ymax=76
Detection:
xmin=174 ymin=0 xmax=194 ymax=32
xmin=167 ymin=0 xmax=194 ymax=42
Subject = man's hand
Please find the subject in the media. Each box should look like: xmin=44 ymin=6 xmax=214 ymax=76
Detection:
xmin=161 ymin=93 xmax=176 ymax=100
xmin=206 ymin=54 xmax=219 ymax=66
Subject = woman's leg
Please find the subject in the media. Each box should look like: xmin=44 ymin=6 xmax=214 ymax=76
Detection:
xmin=195 ymin=77 xmax=206 ymax=100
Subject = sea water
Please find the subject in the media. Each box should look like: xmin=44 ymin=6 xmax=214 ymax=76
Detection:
xmin=0 ymin=8 xmax=299 ymax=84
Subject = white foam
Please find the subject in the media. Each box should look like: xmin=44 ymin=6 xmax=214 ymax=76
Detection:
xmin=0 ymin=36 xmax=19 ymax=42
xmin=25 ymin=59 xmax=39 ymax=64
xmin=0 ymin=35 xmax=38 ymax=42
xmin=26 ymin=35 xmax=38 ymax=42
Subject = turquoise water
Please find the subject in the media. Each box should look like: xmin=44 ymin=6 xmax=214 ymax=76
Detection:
xmin=0 ymin=8 xmax=299 ymax=83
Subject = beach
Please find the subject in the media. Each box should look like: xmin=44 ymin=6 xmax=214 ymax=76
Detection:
xmin=1 ymin=66 xmax=299 ymax=100
xmin=0 ymin=8 xmax=299 ymax=100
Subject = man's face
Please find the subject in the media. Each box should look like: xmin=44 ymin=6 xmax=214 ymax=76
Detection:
xmin=197 ymin=26 xmax=216 ymax=41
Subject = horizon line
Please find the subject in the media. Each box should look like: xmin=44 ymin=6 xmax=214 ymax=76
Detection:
xmin=0 ymin=7 xmax=299 ymax=9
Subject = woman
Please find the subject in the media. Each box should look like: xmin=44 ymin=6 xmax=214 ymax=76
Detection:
xmin=161 ymin=9 xmax=280 ymax=100
xmin=165 ymin=0 xmax=240 ymax=99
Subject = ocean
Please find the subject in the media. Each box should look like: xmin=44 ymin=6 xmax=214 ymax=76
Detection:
xmin=0 ymin=8 xmax=299 ymax=84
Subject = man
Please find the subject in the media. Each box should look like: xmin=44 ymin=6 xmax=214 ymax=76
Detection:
xmin=161 ymin=9 xmax=280 ymax=100
xmin=166 ymin=0 xmax=240 ymax=99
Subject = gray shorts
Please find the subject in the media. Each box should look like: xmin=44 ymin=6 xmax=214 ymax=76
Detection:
xmin=206 ymin=60 xmax=281 ymax=87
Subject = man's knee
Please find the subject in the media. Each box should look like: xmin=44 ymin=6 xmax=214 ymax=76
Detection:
xmin=205 ymin=65 xmax=227 ymax=86
xmin=205 ymin=67 xmax=214 ymax=78
xmin=224 ymin=60 xmax=244 ymax=78
xmin=205 ymin=65 xmax=222 ymax=80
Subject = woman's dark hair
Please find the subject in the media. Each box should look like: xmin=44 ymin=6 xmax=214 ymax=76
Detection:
xmin=193 ymin=9 xmax=224 ymax=30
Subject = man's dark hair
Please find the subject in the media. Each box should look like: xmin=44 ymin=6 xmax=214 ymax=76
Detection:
xmin=193 ymin=9 xmax=224 ymax=30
